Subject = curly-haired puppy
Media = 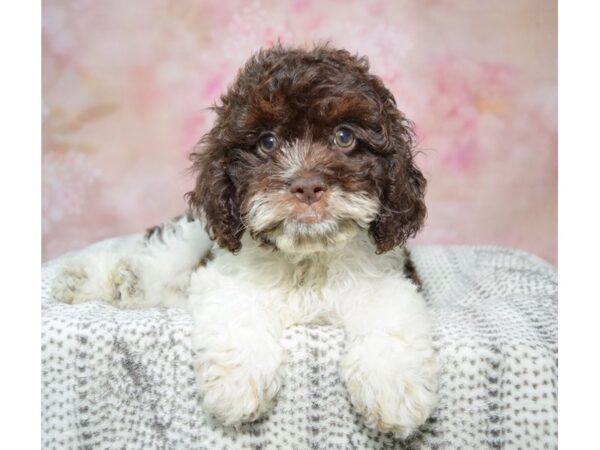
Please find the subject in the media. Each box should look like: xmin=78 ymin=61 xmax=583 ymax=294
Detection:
xmin=53 ymin=45 xmax=439 ymax=438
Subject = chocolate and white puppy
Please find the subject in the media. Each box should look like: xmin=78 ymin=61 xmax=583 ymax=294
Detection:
xmin=53 ymin=45 xmax=438 ymax=438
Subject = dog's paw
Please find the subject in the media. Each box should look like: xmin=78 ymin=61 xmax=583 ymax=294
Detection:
xmin=341 ymin=333 xmax=439 ymax=439
xmin=52 ymin=255 xmax=143 ymax=307
xmin=110 ymin=261 xmax=142 ymax=305
xmin=52 ymin=263 xmax=90 ymax=305
xmin=193 ymin=334 xmax=284 ymax=426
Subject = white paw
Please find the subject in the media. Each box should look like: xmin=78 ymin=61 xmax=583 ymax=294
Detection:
xmin=193 ymin=331 xmax=284 ymax=426
xmin=110 ymin=261 xmax=142 ymax=305
xmin=52 ymin=263 xmax=89 ymax=305
xmin=52 ymin=255 xmax=143 ymax=307
xmin=341 ymin=333 xmax=439 ymax=439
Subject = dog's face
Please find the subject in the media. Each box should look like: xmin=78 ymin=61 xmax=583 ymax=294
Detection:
xmin=187 ymin=46 xmax=426 ymax=254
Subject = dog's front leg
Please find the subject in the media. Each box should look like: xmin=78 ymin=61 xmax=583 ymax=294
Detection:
xmin=338 ymin=278 xmax=439 ymax=439
xmin=188 ymin=280 xmax=285 ymax=427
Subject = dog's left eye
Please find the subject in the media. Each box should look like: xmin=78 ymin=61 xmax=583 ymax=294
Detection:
xmin=334 ymin=128 xmax=355 ymax=149
xmin=258 ymin=134 xmax=279 ymax=152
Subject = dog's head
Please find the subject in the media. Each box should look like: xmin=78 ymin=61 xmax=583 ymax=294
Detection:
xmin=186 ymin=45 xmax=426 ymax=254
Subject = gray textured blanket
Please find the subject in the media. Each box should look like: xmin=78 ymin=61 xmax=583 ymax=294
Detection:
xmin=42 ymin=241 xmax=557 ymax=450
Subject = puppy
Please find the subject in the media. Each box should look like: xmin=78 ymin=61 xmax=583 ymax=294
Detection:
xmin=52 ymin=45 xmax=439 ymax=439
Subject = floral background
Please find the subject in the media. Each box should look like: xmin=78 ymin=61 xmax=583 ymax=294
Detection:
xmin=42 ymin=0 xmax=557 ymax=264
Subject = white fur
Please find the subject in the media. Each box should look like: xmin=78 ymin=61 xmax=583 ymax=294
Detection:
xmin=245 ymin=138 xmax=381 ymax=255
xmin=52 ymin=216 xmax=438 ymax=438
xmin=247 ymin=186 xmax=380 ymax=254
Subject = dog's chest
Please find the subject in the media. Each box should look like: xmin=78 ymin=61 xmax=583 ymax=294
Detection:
xmin=263 ymin=256 xmax=366 ymax=327
xmin=205 ymin=240 xmax=403 ymax=326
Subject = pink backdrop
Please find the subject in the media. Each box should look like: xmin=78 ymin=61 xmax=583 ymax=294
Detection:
xmin=42 ymin=0 xmax=557 ymax=264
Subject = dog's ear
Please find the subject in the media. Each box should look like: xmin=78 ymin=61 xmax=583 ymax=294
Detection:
xmin=369 ymin=104 xmax=427 ymax=254
xmin=186 ymin=117 xmax=244 ymax=253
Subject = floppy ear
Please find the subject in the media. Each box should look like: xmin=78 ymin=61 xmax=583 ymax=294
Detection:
xmin=186 ymin=123 xmax=244 ymax=253
xmin=369 ymin=106 xmax=427 ymax=254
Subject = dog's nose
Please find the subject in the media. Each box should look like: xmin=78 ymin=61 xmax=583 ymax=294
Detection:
xmin=290 ymin=175 xmax=327 ymax=205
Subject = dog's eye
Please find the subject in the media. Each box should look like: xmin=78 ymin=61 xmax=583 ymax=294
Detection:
xmin=258 ymin=134 xmax=279 ymax=152
xmin=334 ymin=128 xmax=355 ymax=149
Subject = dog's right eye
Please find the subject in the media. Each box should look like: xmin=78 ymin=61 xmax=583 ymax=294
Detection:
xmin=258 ymin=134 xmax=279 ymax=152
xmin=334 ymin=127 xmax=356 ymax=150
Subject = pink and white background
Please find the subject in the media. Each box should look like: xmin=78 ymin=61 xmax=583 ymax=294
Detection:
xmin=42 ymin=0 xmax=557 ymax=264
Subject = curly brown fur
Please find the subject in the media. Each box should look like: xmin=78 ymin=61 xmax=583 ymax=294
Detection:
xmin=402 ymin=248 xmax=422 ymax=290
xmin=186 ymin=44 xmax=426 ymax=254
xmin=144 ymin=211 xmax=195 ymax=243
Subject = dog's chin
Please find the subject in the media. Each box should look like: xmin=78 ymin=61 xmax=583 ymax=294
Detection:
xmin=254 ymin=218 xmax=363 ymax=255
xmin=245 ymin=189 xmax=380 ymax=254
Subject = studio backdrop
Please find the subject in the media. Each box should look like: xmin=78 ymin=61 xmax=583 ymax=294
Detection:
xmin=42 ymin=0 xmax=557 ymax=263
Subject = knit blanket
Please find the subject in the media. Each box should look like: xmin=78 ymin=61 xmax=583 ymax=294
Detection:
xmin=42 ymin=239 xmax=557 ymax=449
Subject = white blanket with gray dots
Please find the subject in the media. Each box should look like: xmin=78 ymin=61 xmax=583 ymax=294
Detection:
xmin=42 ymin=242 xmax=557 ymax=450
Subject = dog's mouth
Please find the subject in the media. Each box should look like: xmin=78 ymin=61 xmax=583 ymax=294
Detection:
xmin=289 ymin=202 xmax=328 ymax=224
xmin=244 ymin=188 xmax=380 ymax=253
xmin=293 ymin=210 xmax=323 ymax=224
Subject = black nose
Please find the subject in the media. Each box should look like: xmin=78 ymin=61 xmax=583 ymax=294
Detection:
xmin=290 ymin=175 xmax=327 ymax=205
